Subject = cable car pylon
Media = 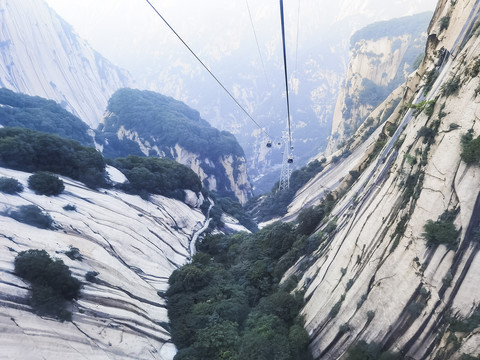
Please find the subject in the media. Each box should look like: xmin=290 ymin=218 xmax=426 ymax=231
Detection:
xmin=279 ymin=132 xmax=292 ymax=191
xmin=278 ymin=0 xmax=294 ymax=190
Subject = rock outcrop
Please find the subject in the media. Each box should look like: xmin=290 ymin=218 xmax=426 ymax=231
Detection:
xmin=99 ymin=89 xmax=253 ymax=204
xmin=326 ymin=12 xmax=431 ymax=155
xmin=285 ymin=0 xmax=480 ymax=358
xmin=0 ymin=166 xmax=206 ymax=359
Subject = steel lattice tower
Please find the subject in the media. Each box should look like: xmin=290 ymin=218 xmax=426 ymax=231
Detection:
xmin=279 ymin=132 xmax=292 ymax=191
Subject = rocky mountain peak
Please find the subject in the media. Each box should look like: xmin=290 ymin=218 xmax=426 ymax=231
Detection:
xmin=0 ymin=0 xmax=132 ymax=127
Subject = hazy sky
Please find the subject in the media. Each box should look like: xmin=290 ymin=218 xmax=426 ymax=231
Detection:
xmin=44 ymin=0 xmax=439 ymax=76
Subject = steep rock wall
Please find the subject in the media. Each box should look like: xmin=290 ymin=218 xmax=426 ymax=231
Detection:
xmin=289 ymin=1 xmax=480 ymax=358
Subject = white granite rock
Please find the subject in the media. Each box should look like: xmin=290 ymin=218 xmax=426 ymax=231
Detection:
xmin=0 ymin=167 xmax=207 ymax=359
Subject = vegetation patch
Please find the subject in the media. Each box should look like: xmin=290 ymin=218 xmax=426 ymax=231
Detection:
xmin=0 ymin=177 xmax=23 ymax=194
xmin=417 ymin=126 xmax=436 ymax=144
xmin=8 ymin=205 xmax=53 ymax=229
xmin=168 ymin=221 xmax=316 ymax=360
xmin=390 ymin=214 xmax=409 ymax=252
xmin=468 ymin=57 xmax=480 ymax=78
xmin=461 ymin=131 xmax=480 ymax=164
xmin=0 ymin=127 xmax=106 ymax=188
xmin=0 ymin=88 xmax=93 ymax=145
xmin=423 ymin=210 xmax=459 ymax=248
xmin=357 ymin=294 xmax=368 ymax=309
xmin=110 ymin=155 xmax=201 ymax=200
xmin=296 ymin=206 xmax=326 ymax=236
xmin=350 ymin=12 xmax=432 ymax=45
xmin=246 ymin=159 xmax=325 ymax=222
xmin=14 ymin=249 xmax=81 ymax=321
xmin=329 ymin=295 xmax=346 ymax=318
xmin=438 ymin=307 xmax=480 ymax=359
xmin=28 ymin=172 xmax=65 ymax=196
xmin=406 ymin=300 xmax=427 ymax=317
xmin=63 ymin=204 xmax=76 ymax=211
xmin=85 ymin=271 xmax=99 ymax=283
xmin=407 ymin=100 xmax=436 ymax=118
xmin=358 ymin=79 xmax=393 ymax=108
xmin=404 ymin=153 xmax=417 ymax=166
xmin=423 ymin=69 xmax=440 ymax=95
xmin=440 ymin=16 xmax=451 ymax=32
xmin=99 ymin=88 xmax=244 ymax=162
xmin=208 ymin=195 xmax=258 ymax=233
xmin=365 ymin=139 xmax=387 ymax=167
xmin=442 ymin=76 xmax=461 ymax=97
xmin=65 ymin=246 xmax=82 ymax=261
xmin=386 ymin=124 xmax=398 ymax=137
xmin=401 ymin=171 xmax=424 ymax=210
xmin=449 ymin=306 xmax=480 ymax=333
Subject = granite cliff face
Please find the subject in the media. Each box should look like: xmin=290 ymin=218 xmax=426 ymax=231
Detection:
xmin=283 ymin=0 xmax=480 ymax=358
xmin=326 ymin=12 xmax=431 ymax=156
xmin=106 ymin=128 xmax=252 ymax=205
xmin=0 ymin=166 xmax=206 ymax=359
xmin=0 ymin=0 xmax=132 ymax=127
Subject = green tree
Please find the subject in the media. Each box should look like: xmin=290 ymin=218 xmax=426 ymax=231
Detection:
xmin=288 ymin=324 xmax=312 ymax=360
xmin=193 ymin=320 xmax=240 ymax=360
xmin=28 ymin=171 xmax=65 ymax=196
xmin=256 ymin=291 xmax=303 ymax=324
xmin=0 ymin=127 xmax=106 ymax=188
xmin=461 ymin=135 xmax=480 ymax=164
xmin=0 ymin=88 xmax=93 ymax=145
xmin=423 ymin=210 xmax=458 ymax=247
xmin=112 ymin=155 xmax=202 ymax=198
xmin=14 ymin=249 xmax=81 ymax=320
xmin=297 ymin=206 xmax=325 ymax=235
xmin=0 ymin=177 xmax=23 ymax=194
xmin=239 ymin=314 xmax=290 ymax=360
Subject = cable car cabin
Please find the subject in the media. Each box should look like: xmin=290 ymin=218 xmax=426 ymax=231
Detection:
xmin=266 ymin=141 xmax=272 ymax=148
xmin=287 ymin=157 xmax=293 ymax=164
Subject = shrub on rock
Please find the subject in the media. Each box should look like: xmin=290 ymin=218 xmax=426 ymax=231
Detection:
xmin=14 ymin=249 xmax=81 ymax=321
xmin=8 ymin=205 xmax=53 ymax=229
xmin=28 ymin=171 xmax=64 ymax=196
xmin=0 ymin=177 xmax=23 ymax=194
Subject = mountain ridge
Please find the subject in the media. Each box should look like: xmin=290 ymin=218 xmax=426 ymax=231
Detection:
xmin=98 ymin=88 xmax=253 ymax=204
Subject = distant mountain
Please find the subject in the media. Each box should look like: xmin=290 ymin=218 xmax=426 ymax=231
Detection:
xmin=97 ymin=88 xmax=253 ymax=204
xmin=325 ymin=12 xmax=432 ymax=154
xmin=0 ymin=0 xmax=133 ymax=127
xmin=76 ymin=0 xmax=435 ymax=192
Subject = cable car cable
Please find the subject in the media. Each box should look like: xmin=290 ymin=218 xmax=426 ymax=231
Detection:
xmin=144 ymin=0 xmax=271 ymax=139
xmin=245 ymin=0 xmax=270 ymax=88
xmin=279 ymin=0 xmax=292 ymax=149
